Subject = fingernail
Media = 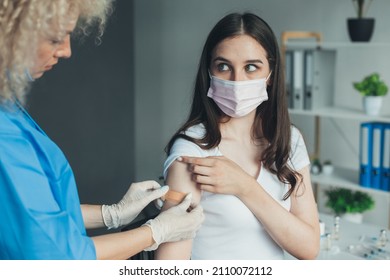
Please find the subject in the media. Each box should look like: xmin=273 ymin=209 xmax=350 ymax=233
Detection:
xmin=177 ymin=156 xmax=183 ymax=162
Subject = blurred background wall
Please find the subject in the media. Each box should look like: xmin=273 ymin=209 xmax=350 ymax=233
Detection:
xmin=27 ymin=0 xmax=390 ymax=229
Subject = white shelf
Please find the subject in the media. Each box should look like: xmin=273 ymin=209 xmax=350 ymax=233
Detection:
xmin=286 ymin=41 xmax=390 ymax=228
xmin=311 ymin=167 xmax=390 ymax=196
xmin=289 ymin=106 xmax=390 ymax=122
xmin=285 ymin=41 xmax=390 ymax=50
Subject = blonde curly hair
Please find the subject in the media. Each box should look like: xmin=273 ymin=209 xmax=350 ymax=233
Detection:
xmin=0 ymin=0 xmax=114 ymax=104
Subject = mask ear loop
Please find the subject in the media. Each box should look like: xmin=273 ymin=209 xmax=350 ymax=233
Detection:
xmin=265 ymin=71 xmax=272 ymax=82
xmin=207 ymin=70 xmax=213 ymax=80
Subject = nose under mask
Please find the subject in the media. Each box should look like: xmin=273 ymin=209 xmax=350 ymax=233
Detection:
xmin=207 ymin=73 xmax=270 ymax=118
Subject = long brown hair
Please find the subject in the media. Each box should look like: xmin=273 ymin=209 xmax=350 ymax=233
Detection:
xmin=166 ymin=12 xmax=301 ymax=199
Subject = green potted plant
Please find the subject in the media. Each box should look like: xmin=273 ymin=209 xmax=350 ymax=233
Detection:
xmin=324 ymin=187 xmax=375 ymax=223
xmin=348 ymin=0 xmax=375 ymax=42
xmin=353 ymin=72 xmax=388 ymax=116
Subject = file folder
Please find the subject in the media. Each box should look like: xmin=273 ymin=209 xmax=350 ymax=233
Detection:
xmin=371 ymin=123 xmax=383 ymax=190
xmin=292 ymin=50 xmax=304 ymax=110
xmin=285 ymin=50 xmax=293 ymax=109
xmin=382 ymin=123 xmax=390 ymax=191
xmin=359 ymin=122 xmax=373 ymax=188
xmin=303 ymin=50 xmax=313 ymax=110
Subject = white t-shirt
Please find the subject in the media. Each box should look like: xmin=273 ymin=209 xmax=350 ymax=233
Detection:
xmin=163 ymin=124 xmax=310 ymax=260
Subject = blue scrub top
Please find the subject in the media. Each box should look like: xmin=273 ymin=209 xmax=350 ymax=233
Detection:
xmin=0 ymin=100 xmax=96 ymax=259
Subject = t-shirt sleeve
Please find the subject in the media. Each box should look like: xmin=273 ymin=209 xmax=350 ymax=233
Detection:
xmin=163 ymin=137 xmax=204 ymax=180
xmin=289 ymin=126 xmax=311 ymax=171
xmin=0 ymin=135 xmax=96 ymax=260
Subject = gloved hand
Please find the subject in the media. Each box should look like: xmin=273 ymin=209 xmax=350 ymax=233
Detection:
xmin=102 ymin=180 xmax=169 ymax=229
xmin=143 ymin=193 xmax=204 ymax=251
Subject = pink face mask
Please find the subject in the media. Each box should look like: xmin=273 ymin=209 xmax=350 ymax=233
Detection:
xmin=207 ymin=73 xmax=270 ymax=118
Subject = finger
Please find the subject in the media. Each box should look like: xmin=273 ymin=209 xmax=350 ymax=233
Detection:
xmin=137 ymin=184 xmax=167 ymax=201
xmin=189 ymin=204 xmax=203 ymax=214
xmin=198 ymin=184 xmax=217 ymax=193
xmin=144 ymin=180 xmax=162 ymax=190
xmin=178 ymin=156 xmax=214 ymax=167
xmin=191 ymin=165 xmax=212 ymax=176
xmin=189 ymin=205 xmax=204 ymax=219
xmin=175 ymin=192 xmax=192 ymax=211
xmin=192 ymin=174 xmax=214 ymax=185
xmin=139 ymin=186 xmax=169 ymax=206
xmin=148 ymin=185 xmax=169 ymax=199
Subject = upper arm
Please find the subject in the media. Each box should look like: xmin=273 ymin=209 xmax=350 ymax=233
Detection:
xmin=164 ymin=160 xmax=201 ymax=208
xmin=155 ymin=157 xmax=202 ymax=260
xmin=161 ymin=135 xmax=204 ymax=208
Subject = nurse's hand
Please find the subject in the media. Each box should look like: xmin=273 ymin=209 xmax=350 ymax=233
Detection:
xmin=102 ymin=181 xmax=169 ymax=229
xmin=178 ymin=156 xmax=256 ymax=197
xmin=143 ymin=193 xmax=204 ymax=251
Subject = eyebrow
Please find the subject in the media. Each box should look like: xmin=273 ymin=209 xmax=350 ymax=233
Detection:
xmin=213 ymin=56 xmax=264 ymax=64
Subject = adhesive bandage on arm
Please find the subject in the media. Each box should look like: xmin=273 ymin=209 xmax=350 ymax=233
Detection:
xmin=155 ymin=188 xmax=187 ymax=209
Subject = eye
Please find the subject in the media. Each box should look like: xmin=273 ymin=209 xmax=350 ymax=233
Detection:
xmin=50 ymin=39 xmax=63 ymax=45
xmin=217 ymin=63 xmax=230 ymax=72
xmin=245 ymin=64 xmax=258 ymax=72
xmin=50 ymin=34 xmax=67 ymax=45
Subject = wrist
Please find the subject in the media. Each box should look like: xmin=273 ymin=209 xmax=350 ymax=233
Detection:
xmin=102 ymin=204 xmax=119 ymax=229
xmin=237 ymin=176 xmax=259 ymax=199
xmin=142 ymin=219 xmax=160 ymax=251
xmin=141 ymin=224 xmax=155 ymax=248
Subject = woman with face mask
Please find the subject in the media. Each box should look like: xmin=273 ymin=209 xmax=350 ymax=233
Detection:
xmin=0 ymin=0 xmax=204 ymax=260
xmin=156 ymin=12 xmax=320 ymax=260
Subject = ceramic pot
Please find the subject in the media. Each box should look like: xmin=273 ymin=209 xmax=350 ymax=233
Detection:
xmin=347 ymin=18 xmax=375 ymax=42
xmin=322 ymin=164 xmax=334 ymax=175
xmin=363 ymin=96 xmax=383 ymax=116
xmin=342 ymin=213 xmax=363 ymax=224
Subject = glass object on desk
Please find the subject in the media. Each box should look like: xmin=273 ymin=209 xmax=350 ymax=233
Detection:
xmin=332 ymin=216 xmax=340 ymax=240
xmin=347 ymin=242 xmax=390 ymax=260
xmin=325 ymin=233 xmax=332 ymax=251
xmin=347 ymin=234 xmax=390 ymax=260
xmin=378 ymin=229 xmax=388 ymax=248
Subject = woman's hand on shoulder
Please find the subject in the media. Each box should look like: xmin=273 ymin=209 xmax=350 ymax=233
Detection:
xmin=177 ymin=156 xmax=255 ymax=197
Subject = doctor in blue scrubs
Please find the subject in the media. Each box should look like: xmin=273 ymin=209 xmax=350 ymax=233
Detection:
xmin=0 ymin=0 xmax=204 ymax=260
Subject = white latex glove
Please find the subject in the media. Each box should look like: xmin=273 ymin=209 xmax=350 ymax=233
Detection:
xmin=143 ymin=193 xmax=204 ymax=251
xmin=102 ymin=180 xmax=169 ymax=229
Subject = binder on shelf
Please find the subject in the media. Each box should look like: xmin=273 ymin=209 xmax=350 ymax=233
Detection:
xmin=292 ymin=49 xmax=304 ymax=110
xmin=285 ymin=50 xmax=294 ymax=109
xmin=290 ymin=48 xmax=336 ymax=111
xmin=303 ymin=50 xmax=313 ymax=110
xmin=281 ymin=31 xmax=324 ymax=111
xmin=359 ymin=122 xmax=373 ymax=188
xmin=371 ymin=123 xmax=383 ymax=190
xmin=311 ymin=50 xmax=335 ymax=110
xmin=381 ymin=123 xmax=390 ymax=191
